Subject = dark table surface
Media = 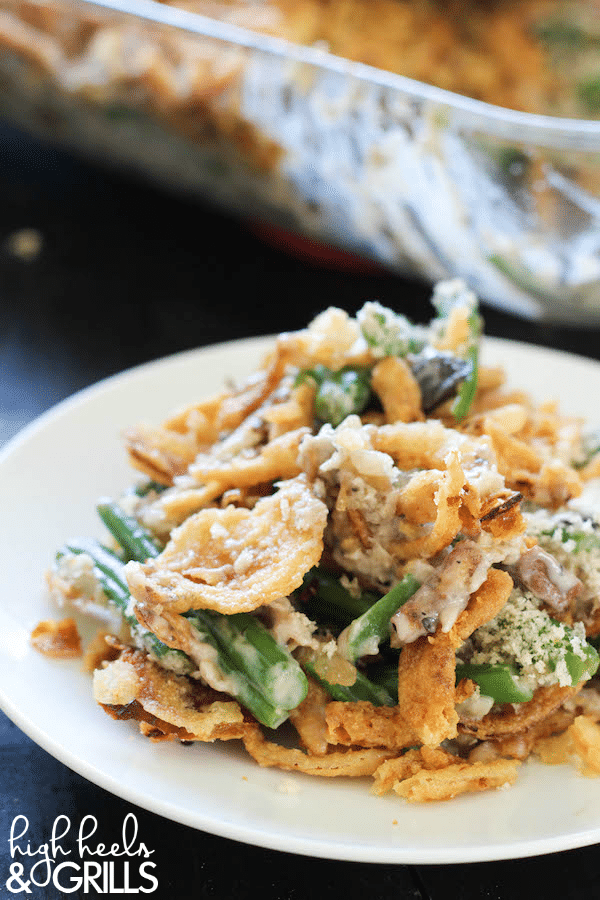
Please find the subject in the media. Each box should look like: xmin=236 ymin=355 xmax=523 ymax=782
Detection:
xmin=1 ymin=120 xmax=600 ymax=899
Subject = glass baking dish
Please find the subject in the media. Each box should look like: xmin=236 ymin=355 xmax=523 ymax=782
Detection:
xmin=2 ymin=0 xmax=600 ymax=324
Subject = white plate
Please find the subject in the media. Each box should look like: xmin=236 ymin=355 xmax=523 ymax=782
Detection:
xmin=2 ymin=335 xmax=600 ymax=865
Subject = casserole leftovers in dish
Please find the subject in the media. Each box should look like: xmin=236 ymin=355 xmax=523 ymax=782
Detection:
xmin=2 ymin=0 xmax=600 ymax=321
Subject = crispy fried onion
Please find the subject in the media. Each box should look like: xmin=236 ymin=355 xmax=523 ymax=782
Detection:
xmin=458 ymin=683 xmax=581 ymax=740
xmin=370 ymin=356 xmax=423 ymax=424
xmin=126 ymin=475 xmax=328 ymax=616
xmin=485 ymin=423 xmax=582 ymax=509
xmin=372 ymin=746 xmax=520 ymax=802
xmin=532 ymin=714 xmax=600 ymax=773
xmin=260 ymin=382 xmax=315 ymax=439
xmin=371 ymin=418 xmax=533 ymax=531
xmin=470 ymin=706 xmax=576 ymax=763
xmin=447 ymin=568 xmax=515 ymax=645
xmin=211 ymin=343 xmax=289 ymax=434
xmin=396 ymin=630 xmax=460 ymax=747
xmin=325 ymin=701 xmax=416 ymax=750
xmin=30 ymin=617 xmax=82 ymax=659
xmin=288 ymin=678 xmax=331 ymax=756
xmin=143 ymin=426 xmax=311 ymax=533
xmin=139 ymin=481 xmax=225 ymax=538
xmin=241 ymin=724 xmax=396 ymax=776
xmin=124 ymin=392 xmax=226 ymax=485
xmin=374 ymin=420 xmax=522 ymax=539
xmin=565 ymin=715 xmax=600 ymax=774
xmin=93 ymin=647 xmax=249 ymax=742
xmin=275 ymin=307 xmax=371 ymax=372
xmin=390 ymin=450 xmax=466 ymax=560
xmin=124 ymin=344 xmax=291 ymax=486
xmin=529 ymin=688 xmax=600 ymax=770
xmin=458 ymin=397 xmax=584 ymax=504
xmin=396 ymin=569 xmax=514 ymax=746
xmin=371 ymin=420 xmax=489 ymax=474
xmin=188 ymin=426 xmax=309 ymax=493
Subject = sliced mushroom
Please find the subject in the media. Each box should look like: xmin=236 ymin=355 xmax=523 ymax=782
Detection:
xmin=407 ymin=348 xmax=472 ymax=413
xmin=510 ymin=545 xmax=582 ymax=614
xmin=391 ymin=540 xmax=489 ymax=645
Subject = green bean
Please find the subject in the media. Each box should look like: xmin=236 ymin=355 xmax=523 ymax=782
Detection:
xmin=302 ymin=568 xmax=377 ymax=627
xmin=451 ymin=312 xmax=480 ymax=422
xmin=337 ymin=574 xmax=421 ymax=662
xmin=455 ymin=662 xmax=533 ymax=704
xmin=535 ymin=21 xmax=587 ymax=48
xmin=302 ymin=660 xmax=395 ymax=707
xmin=58 ymin=540 xmax=190 ymax=669
xmin=540 ymin=525 xmax=600 ymax=553
xmin=186 ymin=610 xmax=308 ymax=728
xmin=565 ymin=644 xmax=599 ymax=685
xmin=578 ymin=76 xmax=600 ymax=113
xmin=357 ymin=301 xmax=425 ymax=357
xmin=296 ymin=365 xmax=372 ymax=427
xmin=488 ymin=254 xmax=551 ymax=306
xmin=366 ymin=659 xmax=400 ymax=703
xmin=95 ymin=500 xmax=309 ymax=726
xmin=456 ymin=641 xmax=599 ymax=705
xmin=132 ymin=480 xmax=168 ymax=497
xmin=317 ymin=368 xmax=371 ymax=426
xmin=431 ymin=281 xmax=481 ymax=422
xmin=494 ymin=147 xmax=529 ymax=178
xmin=60 ymin=540 xmax=129 ymax=614
xmin=574 ymin=430 xmax=600 ymax=469
xmin=96 ymin=499 xmax=163 ymax=562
